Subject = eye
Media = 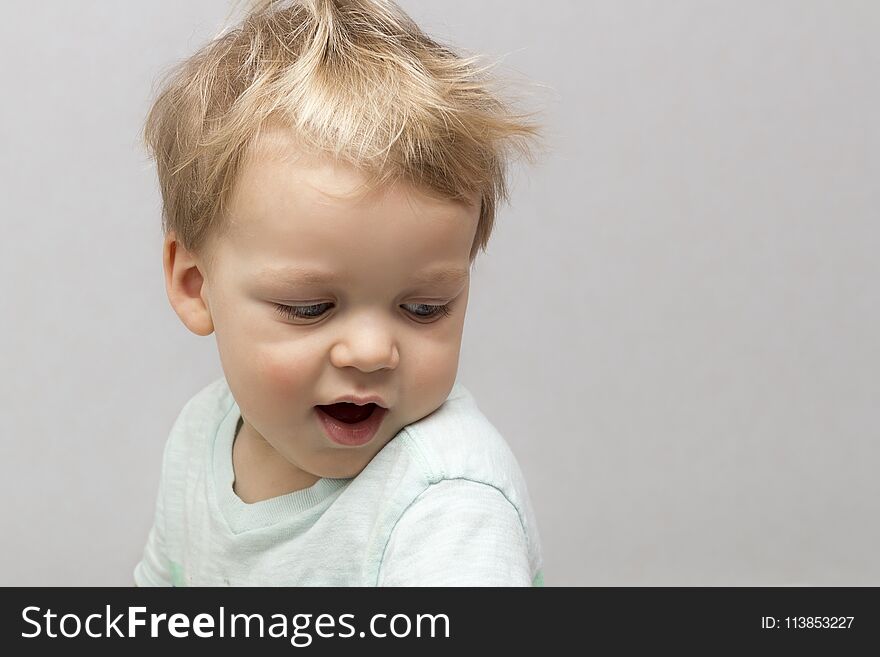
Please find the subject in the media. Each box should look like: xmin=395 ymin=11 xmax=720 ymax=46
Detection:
xmin=401 ymin=303 xmax=453 ymax=321
xmin=273 ymin=302 xmax=333 ymax=321
xmin=271 ymin=302 xmax=453 ymax=323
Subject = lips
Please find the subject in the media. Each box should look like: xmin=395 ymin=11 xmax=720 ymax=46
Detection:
xmin=315 ymin=403 xmax=387 ymax=447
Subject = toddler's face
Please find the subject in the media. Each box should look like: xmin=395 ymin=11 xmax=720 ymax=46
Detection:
xmin=165 ymin=128 xmax=478 ymax=486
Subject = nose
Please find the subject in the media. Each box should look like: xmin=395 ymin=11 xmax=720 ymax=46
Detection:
xmin=329 ymin=318 xmax=400 ymax=372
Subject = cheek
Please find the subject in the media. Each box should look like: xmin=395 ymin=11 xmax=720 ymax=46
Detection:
xmin=255 ymin=344 xmax=317 ymax=393
xmin=408 ymin=340 xmax=461 ymax=392
xmin=404 ymin=347 xmax=460 ymax=423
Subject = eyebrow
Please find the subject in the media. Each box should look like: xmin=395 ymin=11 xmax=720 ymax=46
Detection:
xmin=254 ymin=265 xmax=469 ymax=287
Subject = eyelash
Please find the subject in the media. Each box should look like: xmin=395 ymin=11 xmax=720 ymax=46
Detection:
xmin=272 ymin=302 xmax=453 ymax=323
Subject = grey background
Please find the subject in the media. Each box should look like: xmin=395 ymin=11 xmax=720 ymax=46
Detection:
xmin=1 ymin=1 xmax=877 ymax=585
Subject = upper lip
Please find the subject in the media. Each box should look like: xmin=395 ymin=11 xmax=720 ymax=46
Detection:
xmin=321 ymin=394 xmax=389 ymax=409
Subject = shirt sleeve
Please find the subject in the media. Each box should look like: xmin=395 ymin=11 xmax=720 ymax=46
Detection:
xmin=376 ymin=479 xmax=533 ymax=586
xmin=133 ymin=443 xmax=173 ymax=587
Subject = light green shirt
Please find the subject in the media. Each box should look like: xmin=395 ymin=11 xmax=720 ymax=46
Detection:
xmin=134 ymin=376 xmax=544 ymax=586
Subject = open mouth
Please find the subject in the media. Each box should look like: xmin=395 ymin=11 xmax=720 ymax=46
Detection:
xmin=315 ymin=402 xmax=378 ymax=424
xmin=314 ymin=402 xmax=387 ymax=447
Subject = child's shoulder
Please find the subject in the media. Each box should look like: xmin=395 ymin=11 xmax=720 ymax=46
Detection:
xmin=163 ymin=375 xmax=235 ymax=455
xmin=393 ymin=381 xmax=527 ymax=489
xmin=369 ymin=384 xmax=544 ymax=585
xmin=174 ymin=375 xmax=234 ymax=425
xmin=186 ymin=373 xmax=234 ymax=410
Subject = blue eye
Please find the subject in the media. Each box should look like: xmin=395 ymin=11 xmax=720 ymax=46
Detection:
xmin=273 ymin=302 xmax=332 ymax=321
xmin=272 ymin=302 xmax=452 ymax=322
xmin=402 ymin=303 xmax=453 ymax=319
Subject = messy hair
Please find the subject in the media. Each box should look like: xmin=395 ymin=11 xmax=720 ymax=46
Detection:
xmin=142 ymin=0 xmax=543 ymax=268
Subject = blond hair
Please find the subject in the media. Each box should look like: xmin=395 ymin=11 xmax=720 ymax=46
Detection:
xmin=143 ymin=0 xmax=542 ymax=267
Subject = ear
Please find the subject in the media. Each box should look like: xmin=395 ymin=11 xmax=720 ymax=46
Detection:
xmin=163 ymin=231 xmax=214 ymax=336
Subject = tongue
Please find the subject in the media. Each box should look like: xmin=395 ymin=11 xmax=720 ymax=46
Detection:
xmin=318 ymin=402 xmax=376 ymax=424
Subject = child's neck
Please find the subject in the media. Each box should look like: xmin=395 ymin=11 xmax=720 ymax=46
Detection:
xmin=231 ymin=418 xmax=321 ymax=504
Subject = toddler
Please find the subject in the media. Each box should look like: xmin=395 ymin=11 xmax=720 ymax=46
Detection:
xmin=134 ymin=0 xmax=544 ymax=586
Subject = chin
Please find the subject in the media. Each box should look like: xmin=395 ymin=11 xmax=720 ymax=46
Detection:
xmin=314 ymin=454 xmax=370 ymax=479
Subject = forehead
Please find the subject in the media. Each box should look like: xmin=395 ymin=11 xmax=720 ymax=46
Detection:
xmin=222 ymin=128 xmax=479 ymax=269
xmin=242 ymin=128 xmax=371 ymax=203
